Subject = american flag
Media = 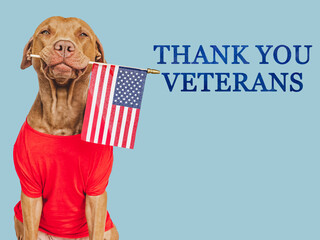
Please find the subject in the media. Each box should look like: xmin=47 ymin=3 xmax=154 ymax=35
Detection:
xmin=81 ymin=63 xmax=147 ymax=149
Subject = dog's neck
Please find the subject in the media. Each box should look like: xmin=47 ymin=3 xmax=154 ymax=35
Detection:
xmin=27 ymin=75 xmax=90 ymax=135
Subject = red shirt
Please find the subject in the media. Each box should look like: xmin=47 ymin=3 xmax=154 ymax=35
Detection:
xmin=13 ymin=120 xmax=114 ymax=238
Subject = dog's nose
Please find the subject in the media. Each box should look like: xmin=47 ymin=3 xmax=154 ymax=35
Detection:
xmin=54 ymin=40 xmax=75 ymax=58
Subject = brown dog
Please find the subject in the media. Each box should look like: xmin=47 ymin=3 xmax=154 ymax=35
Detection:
xmin=14 ymin=16 xmax=119 ymax=240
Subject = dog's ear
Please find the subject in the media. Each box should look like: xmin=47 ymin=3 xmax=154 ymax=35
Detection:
xmin=95 ymin=35 xmax=105 ymax=63
xmin=21 ymin=37 xmax=33 ymax=70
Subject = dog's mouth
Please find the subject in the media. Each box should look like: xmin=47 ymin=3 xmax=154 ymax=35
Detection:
xmin=39 ymin=46 xmax=90 ymax=86
xmin=41 ymin=60 xmax=88 ymax=86
xmin=54 ymin=63 xmax=73 ymax=73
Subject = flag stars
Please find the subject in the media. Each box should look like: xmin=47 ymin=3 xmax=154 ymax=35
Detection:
xmin=113 ymin=68 xmax=146 ymax=109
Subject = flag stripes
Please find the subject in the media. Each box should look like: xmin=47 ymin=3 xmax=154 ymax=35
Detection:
xmin=82 ymin=64 xmax=99 ymax=140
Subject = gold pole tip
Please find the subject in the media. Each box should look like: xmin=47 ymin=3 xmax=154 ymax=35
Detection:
xmin=147 ymin=68 xmax=160 ymax=74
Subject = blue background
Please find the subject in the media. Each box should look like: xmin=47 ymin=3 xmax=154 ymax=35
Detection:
xmin=1 ymin=0 xmax=319 ymax=239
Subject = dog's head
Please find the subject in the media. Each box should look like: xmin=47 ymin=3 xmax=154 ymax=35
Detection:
xmin=21 ymin=16 xmax=105 ymax=86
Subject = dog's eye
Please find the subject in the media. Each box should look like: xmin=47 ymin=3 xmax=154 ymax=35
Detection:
xmin=40 ymin=30 xmax=50 ymax=35
xmin=80 ymin=32 xmax=88 ymax=37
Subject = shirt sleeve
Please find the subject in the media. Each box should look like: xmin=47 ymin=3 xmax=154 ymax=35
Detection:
xmin=86 ymin=146 xmax=113 ymax=196
xmin=13 ymin=144 xmax=42 ymax=198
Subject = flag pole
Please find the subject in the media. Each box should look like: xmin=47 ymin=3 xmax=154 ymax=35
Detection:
xmin=29 ymin=54 xmax=160 ymax=74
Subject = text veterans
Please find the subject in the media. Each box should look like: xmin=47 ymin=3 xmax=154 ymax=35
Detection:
xmin=153 ymin=45 xmax=312 ymax=92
